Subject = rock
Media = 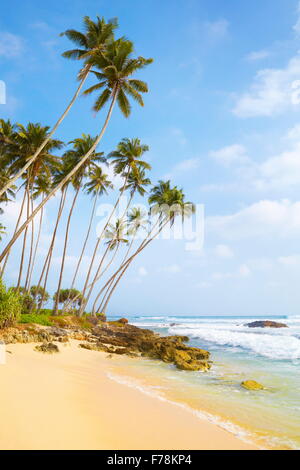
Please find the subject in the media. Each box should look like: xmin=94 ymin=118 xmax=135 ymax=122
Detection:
xmin=241 ymin=380 xmax=265 ymax=391
xmin=118 ymin=318 xmax=128 ymax=324
xmin=35 ymin=342 xmax=59 ymax=354
xmin=245 ymin=321 xmax=288 ymax=328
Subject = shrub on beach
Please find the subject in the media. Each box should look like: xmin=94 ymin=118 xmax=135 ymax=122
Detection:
xmin=0 ymin=279 xmax=22 ymax=328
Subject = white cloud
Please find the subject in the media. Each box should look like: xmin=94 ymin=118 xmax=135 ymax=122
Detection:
xmin=196 ymin=281 xmax=212 ymax=289
xmin=207 ymin=199 xmax=300 ymax=240
xmin=160 ymin=264 xmax=181 ymax=274
xmin=238 ymin=264 xmax=251 ymax=277
xmin=173 ymin=158 xmax=200 ymax=172
xmin=233 ymin=56 xmax=300 ymax=117
xmin=203 ymin=19 xmax=229 ymax=43
xmin=254 ymin=142 xmax=300 ymax=190
xmin=293 ymin=1 xmax=300 ymax=36
xmin=212 ymin=264 xmax=250 ymax=281
xmin=210 ymin=144 xmax=250 ymax=167
xmin=138 ymin=266 xmax=148 ymax=276
xmin=246 ymin=50 xmax=270 ymax=62
xmin=0 ymin=32 xmax=23 ymax=58
xmin=285 ymin=123 xmax=300 ymax=140
xmin=215 ymin=244 xmax=234 ymax=258
xmin=170 ymin=128 xmax=187 ymax=146
xmin=278 ymin=254 xmax=300 ymax=266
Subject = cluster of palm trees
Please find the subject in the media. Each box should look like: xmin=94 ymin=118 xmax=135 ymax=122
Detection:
xmin=0 ymin=15 xmax=195 ymax=316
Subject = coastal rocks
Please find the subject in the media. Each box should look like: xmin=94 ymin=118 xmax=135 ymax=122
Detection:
xmin=0 ymin=325 xmax=53 ymax=344
xmin=35 ymin=342 xmax=59 ymax=354
xmin=245 ymin=321 xmax=288 ymax=328
xmin=241 ymin=380 xmax=265 ymax=391
xmin=118 ymin=318 xmax=128 ymax=324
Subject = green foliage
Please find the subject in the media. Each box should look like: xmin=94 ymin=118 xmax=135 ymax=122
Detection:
xmin=19 ymin=314 xmax=53 ymax=326
xmin=0 ymin=280 xmax=22 ymax=328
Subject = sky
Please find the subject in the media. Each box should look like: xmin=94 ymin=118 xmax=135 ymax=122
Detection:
xmin=1 ymin=0 xmax=300 ymax=316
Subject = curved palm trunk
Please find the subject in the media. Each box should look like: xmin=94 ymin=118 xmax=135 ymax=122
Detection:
xmin=96 ymin=237 xmax=134 ymax=313
xmin=0 ymin=69 xmax=90 ymax=199
xmin=91 ymin=243 xmax=120 ymax=314
xmin=24 ymin=190 xmax=35 ymax=291
xmin=69 ymin=191 xmax=99 ymax=291
xmin=17 ymin=185 xmax=30 ymax=289
xmin=26 ymin=200 xmax=44 ymax=289
xmin=0 ymin=90 xmax=118 ymax=263
xmin=95 ymin=217 xmax=170 ymax=313
xmin=53 ymin=185 xmax=80 ymax=315
xmin=0 ymin=186 xmax=27 ymax=277
xmin=79 ymin=169 xmax=129 ymax=314
xmin=67 ymin=217 xmax=164 ymax=313
xmin=36 ymin=189 xmax=67 ymax=310
xmin=79 ymin=243 xmax=111 ymax=315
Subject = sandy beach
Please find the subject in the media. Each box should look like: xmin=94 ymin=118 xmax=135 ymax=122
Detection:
xmin=0 ymin=340 xmax=257 ymax=450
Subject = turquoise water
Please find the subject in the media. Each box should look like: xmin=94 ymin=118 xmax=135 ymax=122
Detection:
xmin=108 ymin=314 xmax=300 ymax=449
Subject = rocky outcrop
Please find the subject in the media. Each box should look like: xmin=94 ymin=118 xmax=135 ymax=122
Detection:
xmin=241 ymin=380 xmax=265 ymax=391
xmin=0 ymin=320 xmax=211 ymax=372
xmin=35 ymin=342 xmax=59 ymax=354
xmin=245 ymin=321 xmax=288 ymax=328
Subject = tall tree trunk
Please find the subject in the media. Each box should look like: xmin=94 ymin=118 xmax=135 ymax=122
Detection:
xmin=95 ymin=217 xmax=170 ymax=313
xmin=0 ymin=186 xmax=27 ymax=277
xmin=36 ymin=189 xmax=67 ymax=311
xmin=69 ymin=191 xmax=99 ymax=291
xmin=79 ymin=170 xmax=131 ymax=314
xmin=24 ymin=189 xmax=35 ymax=291
xmin=17 ymin=184 xmax=30 ymax=289
xmin=91 ymin=243 xmax=120 ymax=314
xmin=53 ymin=185 xmax=80 ymax=315
xmin=96 ymin=237 xmax=134 ymax=314
xmin=26 ymin=199 xmax=44 ymax=289
xmin=0 ymin=68 xmax=90 ymax=199
xmin=0 ymin=89 xmax=118 ymax=263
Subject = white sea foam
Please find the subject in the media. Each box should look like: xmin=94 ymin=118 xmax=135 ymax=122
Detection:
xmin=106 ymin=371 xmax=259 ymax=447
xmin=168 ymin=326 xmax=300 ymax=360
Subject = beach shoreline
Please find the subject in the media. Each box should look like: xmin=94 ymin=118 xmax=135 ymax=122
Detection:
xmin=0 ymin=340 xmax=258 ymax=450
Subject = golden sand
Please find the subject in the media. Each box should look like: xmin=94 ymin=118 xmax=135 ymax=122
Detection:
xmin=0 ymin=340 xmax=257 ymax=450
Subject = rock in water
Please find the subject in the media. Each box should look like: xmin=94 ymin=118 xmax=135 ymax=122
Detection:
xmin=241 ymin=380 xmax=264 ymax=391
xmin=245 ymin=320 xmax=288 ymax=328
xmin=35 ymin=342 xmax=59 ymax=354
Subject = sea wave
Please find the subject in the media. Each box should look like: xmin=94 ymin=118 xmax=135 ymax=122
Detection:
xmin=168 ymin=327 xmax=300 ymax=360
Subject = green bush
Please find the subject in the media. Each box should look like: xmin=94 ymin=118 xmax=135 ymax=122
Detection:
xmin=19 ymin=314 xmax=53 ymax=326
xmin=0 ymin=280 xmax=22 ymax=328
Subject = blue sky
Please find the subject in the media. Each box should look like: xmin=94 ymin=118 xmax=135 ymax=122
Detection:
xmin=1 ymin=0 xmax=300 ymax=316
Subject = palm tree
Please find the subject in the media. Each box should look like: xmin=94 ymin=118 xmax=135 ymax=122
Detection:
xmin=79 ymin=137 xmax=151 ymax=309
xmin=26 ymin=175 xmax=52 ymax=288
xmin=0 ymin=16 xmax=117 ymax=199
xmin=0 ymin=39 xmax=153 ymax=262
xmin=95 ymin=207 xmax=147 ymax=314
xmin=68 ymin=166 xmax=113 ymax=292
xmin=98 ymin=184 xmax=195 ymax=313
xmin=11 ymin=123 xmax=63 ymax=290
xmin=52 ymin=135 xmax=106 ymax=314
xmin=82 ymin=219 xmax=128 ymax=314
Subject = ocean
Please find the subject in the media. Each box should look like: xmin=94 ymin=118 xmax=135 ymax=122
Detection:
xmin=107 ymin=314 xmax=300 ymax=449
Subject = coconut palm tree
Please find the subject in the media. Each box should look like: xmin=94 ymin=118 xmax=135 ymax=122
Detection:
xmin=0 ymin=16 xmax=117 ymax=199
xmin=68 ymin=166 xmax=113 ymax=293
xmin=26 ymin=175 xmax=52 ymax=288
xmin=98 ymin=184 xmax=195 ymax=313
xmin=95 ymin=207 xmax=147 ymax=314
xmin=0 ymin=39 xmax=153 ymax=262
xmin=79 ymin=137 xmax=151 ymax=309
xmin=81 ymin=218 xmax=128 ymax=314
xmin=11 ymin=123 xmax=63 ymax=289
xmin=52 ymin=135 xmax=106 ymax=315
